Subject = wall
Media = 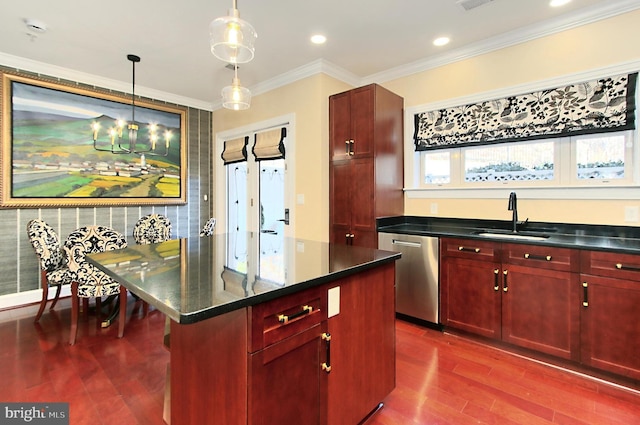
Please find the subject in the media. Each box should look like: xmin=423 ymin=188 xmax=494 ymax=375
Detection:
xmin=0 ymin=65 xmax=213 ymax=306
xmin=382 ymin=10 xmax=640 ymax=226
xmin=212 ymin=73 xmax=351 ymax=242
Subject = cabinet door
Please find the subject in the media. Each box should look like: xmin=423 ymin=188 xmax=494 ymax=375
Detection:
xmin=248 ymin=324 xmax=326 ymax=425
xmin=329 ymin=160 xmax=352 ymax=231
xmin=350 ymin=85 xmax=374 ymax=158
xmin=350 ymin=158 xmax=375 ymax=236
xmin=502 ymin=265 xmax=580 ymax=360
xmin=329 ymin=91 xmax=352 ymax=161
xmin=440 ymin=256 xmax=501 ymax=339
xmin=580 ymin=274 xmax=640 ymax=380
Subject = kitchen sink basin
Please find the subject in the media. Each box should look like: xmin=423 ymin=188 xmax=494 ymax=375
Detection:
xmin=475 ymin=231 xmax=550 ymax=241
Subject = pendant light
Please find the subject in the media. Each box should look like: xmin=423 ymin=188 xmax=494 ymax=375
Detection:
xmin=209 ymin=0 xmax=257 ymax=64
xmin=222 ymin=65 xmax=251 ymax=110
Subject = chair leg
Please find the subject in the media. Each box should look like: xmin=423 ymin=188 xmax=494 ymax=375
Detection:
xmin=118 ymin=287 xmax=127 ymax=338
xmin=143 ymin=301 xmax=149 ymax=317
xmin=49 ymin=284 xmax=62 ymax=311
xmin=95 ymin=296 xmax=102 ymax=325
xmin=34 ymin=270 xmax=48 ymax=323
xmin=69 ymin=282 xmax=79 ymax=345
xmin=82 ymin=298 xmax=89 ymax=318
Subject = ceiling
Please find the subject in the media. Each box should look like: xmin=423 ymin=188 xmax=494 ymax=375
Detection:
xmin=1 ymin=0 xmax=638 ymax=110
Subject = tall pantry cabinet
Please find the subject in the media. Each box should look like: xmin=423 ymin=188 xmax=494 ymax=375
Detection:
xmin=329 ymin=84 xmax=404 ymax=248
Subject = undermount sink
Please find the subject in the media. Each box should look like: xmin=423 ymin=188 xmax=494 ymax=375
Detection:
xmin=475 ymin=231 xmax=550 ymax=241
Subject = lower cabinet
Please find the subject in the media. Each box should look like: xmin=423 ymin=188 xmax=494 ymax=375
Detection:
xmin=248 ymin=288 xmax=327 ymax=425
xmin=580 ymin=250 xmax=640 ymax=380
xmin=170 ymin=262 xmax=396 ymax=425
xmin=441 ymin=238 xmax=581 ymax=361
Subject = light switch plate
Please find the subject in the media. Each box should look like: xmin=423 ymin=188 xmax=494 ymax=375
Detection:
xmin=328 ymin=286 xmax=340 ymax=318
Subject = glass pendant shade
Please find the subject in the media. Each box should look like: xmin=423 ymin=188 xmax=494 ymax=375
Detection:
xmin=209 ymin=8 xmax=257 ymax=64
xmin=222 ymin=76 xmax=251 ymax=110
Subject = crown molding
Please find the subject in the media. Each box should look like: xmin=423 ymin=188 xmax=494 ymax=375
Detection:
xmin=361 ymin=0 xmax=640 ymax=86
xmin=0 ymin=51 xmax=213 ymax=111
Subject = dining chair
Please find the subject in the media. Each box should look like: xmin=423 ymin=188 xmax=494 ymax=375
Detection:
xmin=64 ymin=225 xmax=128 ymax=345
xmin=26 ymin=219 xmax=75 ymax=323
xmin=200 ymin=217 xmax=216 ymax=237
xmin=133 ymin=214 xmax=172 ymax=244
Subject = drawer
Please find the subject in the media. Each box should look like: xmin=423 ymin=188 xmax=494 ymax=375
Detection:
xmin=440 ymin=237 xmax=500 ymax=261
xmin=581 ymin=250 xmax=640 ymax=282
xmin=248 ymin=286 xmax=327 ymax=353
xmin=503 ymin=242 xmax=579 ymax=272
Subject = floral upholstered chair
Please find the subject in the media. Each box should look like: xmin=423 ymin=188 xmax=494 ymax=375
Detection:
xmin=26 ymin=219 xmax=75 ymax=323
xmin=133 ymin=214 xmax=172 ymax=245
xmin=199 ymin=217 xmax=216 ymax=237
xmin=64 ymin=225 xmax=128 ymax=345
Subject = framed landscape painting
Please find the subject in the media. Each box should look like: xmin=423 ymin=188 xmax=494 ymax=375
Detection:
xmin=0 ymin=71 xmax=187 ymax=208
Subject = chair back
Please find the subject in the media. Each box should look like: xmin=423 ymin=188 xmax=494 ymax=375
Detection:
xmin=133 ymin=214 xmax=172 ymax=244
xmin=200 ymin=217 xmax=217 ymax=237
xmin=27 ymin=219 xmax=65 ymax=272
xmin=64 ymin=226 xmax=127 ymax=275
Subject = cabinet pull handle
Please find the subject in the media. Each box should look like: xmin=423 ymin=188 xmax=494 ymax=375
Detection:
xmin=503 ymin=270 xmax=508 ymax=292
xmin=524 ymin=253 xmax=552 ymax=261
xmin=344 ymin=140 xmax=350 ymax=155
xmin=582 ymin=282 xmax=589 ymax=307
xmin=493 ymin=268 xmax=500 ymax=291
xmin=349 ymin=140 xmax=355 ymax=155
xmin=615 ymin=263 xmax=640 ymax=272
xmin=278 ymin=305 xmax=313 ymax=324
xmin=321 ymin=332 xmax=332 ymax=373
xmin=458 ymin=246 xmax=481 ymax=253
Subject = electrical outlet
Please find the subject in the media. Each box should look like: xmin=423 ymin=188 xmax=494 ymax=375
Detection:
xmin=430 ymin=203 xmax=438 ymax=215
xmin=624 ymin=206 xmax=639 ymax=223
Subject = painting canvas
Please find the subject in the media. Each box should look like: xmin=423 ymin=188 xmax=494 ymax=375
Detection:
xmin=1 ymin=72 xmax=187 ymax=207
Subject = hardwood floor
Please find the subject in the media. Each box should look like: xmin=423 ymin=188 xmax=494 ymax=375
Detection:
xmin=1 ymin=298 xmax=639 ymax=425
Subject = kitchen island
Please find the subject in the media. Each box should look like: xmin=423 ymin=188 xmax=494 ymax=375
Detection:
xmin=88 ymin=233 xmax=400 ymax=425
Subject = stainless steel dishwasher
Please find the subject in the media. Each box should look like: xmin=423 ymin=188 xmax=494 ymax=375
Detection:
xmin=378 ymin=233 xmax=439 ymax=326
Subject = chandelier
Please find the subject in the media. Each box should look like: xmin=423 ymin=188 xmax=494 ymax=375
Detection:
xmin=209 ymin=0 xmax=255 ymax=110
xmin=92 ymin=54 xmax=171 ymax=156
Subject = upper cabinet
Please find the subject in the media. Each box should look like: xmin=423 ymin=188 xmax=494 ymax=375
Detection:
xmin=329 ymin=84 xmax=404 ymax=248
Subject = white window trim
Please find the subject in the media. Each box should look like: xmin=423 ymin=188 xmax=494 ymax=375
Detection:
xmin=404 ymin=61 xmax=640 ymax=201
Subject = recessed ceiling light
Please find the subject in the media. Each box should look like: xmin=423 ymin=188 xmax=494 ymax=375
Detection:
xmin=550 ymin=0 xmax=571 ymax=7
xmin=433 ymin=37 xmax=450 ymax=47
xmin=311 ymin=34 xmax=327 ymax=45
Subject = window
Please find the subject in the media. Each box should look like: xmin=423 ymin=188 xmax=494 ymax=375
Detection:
xmin=419 ymin=130 xmax=635 ymax=188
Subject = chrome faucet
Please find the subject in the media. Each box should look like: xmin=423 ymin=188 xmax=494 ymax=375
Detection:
xmin=508 ymin=192 xmax=518 ymax=233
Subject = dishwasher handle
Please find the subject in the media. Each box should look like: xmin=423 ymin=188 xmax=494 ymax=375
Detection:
xmin=391 ymin=239 xmax=422 ymax=248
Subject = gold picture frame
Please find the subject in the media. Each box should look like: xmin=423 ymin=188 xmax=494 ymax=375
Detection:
xmin=1 ymin=71 xmax=187 ymax=208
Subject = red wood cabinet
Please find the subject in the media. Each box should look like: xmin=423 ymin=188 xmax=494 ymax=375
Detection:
xmin=169 ymin=262 xmax=396 ymax=425
xmin=440 ymin=238 xmax=580 ymax=361
xmin=580 ymin=250 xmax=640 ymax=380
xmin=329 ymin=84 xmax=404 ymax=248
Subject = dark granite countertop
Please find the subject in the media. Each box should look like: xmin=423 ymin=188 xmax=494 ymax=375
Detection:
xmin=377 ymin=216 xmax=640 ymax=254
xmin=87 ymin=233 xmax=400 ymax=324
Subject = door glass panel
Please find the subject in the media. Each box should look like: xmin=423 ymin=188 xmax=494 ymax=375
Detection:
xmin=226 ymin=162 xmax=248 ymax=272
xmin=258 ymin=158 xmax=285 ymax=284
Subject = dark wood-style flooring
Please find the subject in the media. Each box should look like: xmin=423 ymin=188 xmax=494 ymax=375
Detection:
xmin=1 ymin=298 xmax=639 ymax=425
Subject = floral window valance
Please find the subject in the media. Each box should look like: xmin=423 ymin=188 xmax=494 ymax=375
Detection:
xmin=414 ymin=72 xmax=637 ymax=151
